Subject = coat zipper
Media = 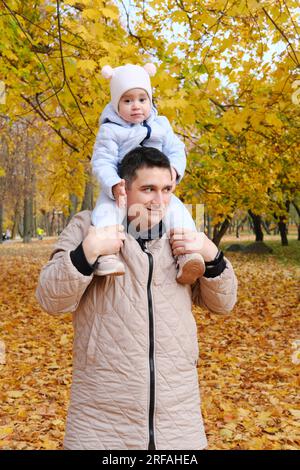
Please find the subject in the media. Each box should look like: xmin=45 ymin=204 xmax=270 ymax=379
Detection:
xmin=140 ymin=240 xmax=156 ymax=450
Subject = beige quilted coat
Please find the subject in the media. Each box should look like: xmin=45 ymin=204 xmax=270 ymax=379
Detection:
xmin=36 ymin=210 xmax=237 ymax=450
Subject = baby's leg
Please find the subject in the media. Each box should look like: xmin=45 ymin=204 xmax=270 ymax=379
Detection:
xmin=164 ymin=195 xmax=205 ymax=285
xmin=163 ymin=194 xmax=196 ymax=232
xmin=92 ymin=191 xmax=125 ymax=228
xmin=91 ymin=191 xmax=126 ymax=276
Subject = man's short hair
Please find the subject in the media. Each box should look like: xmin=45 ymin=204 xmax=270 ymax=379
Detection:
xmin=119 ymin=147 xmax=171 ymax=185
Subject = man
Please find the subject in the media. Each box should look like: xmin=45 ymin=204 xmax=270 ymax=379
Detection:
xmin=36 ymin=147 xmax=237 ymax=450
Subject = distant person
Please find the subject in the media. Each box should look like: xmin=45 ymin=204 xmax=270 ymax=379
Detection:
xmin=37 ymin=227 xmax=44 ymax=240
xmin=5 ymin=228 xmax=11 ymax=240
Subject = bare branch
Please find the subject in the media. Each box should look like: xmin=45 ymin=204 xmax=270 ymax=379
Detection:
xmin=262 ymin=6 xmax=299 ymax=66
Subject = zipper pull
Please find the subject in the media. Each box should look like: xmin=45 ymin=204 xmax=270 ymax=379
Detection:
xmin=137 ymin=238 xmax=148 ymax=252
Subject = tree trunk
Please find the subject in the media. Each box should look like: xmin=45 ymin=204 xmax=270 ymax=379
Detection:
xmin=248 ymin=210 xmax=264 ymax=241
xmin=33 ymin=197 xmax=37 ymax=237
xmin=236 ymin=216 xmax=247 ymax=238
xmin=11 ymin=202 xmax=20 ymax=239
xmin=50 ymin=210 xmax=56 ymax=236
xmin=81 ymin=170 xmax=94 ymax=211
xmin=205 ymin=211 xmax=212 ymax=239
xmin=22 ymin=133 xmax=35 ymax=243
xmin=43 ymin=211 xmax=51 ymax=236
xmin=212 ymin=218 xmax=231 ymax=247
xmin=262 ymin=220 xmax=271 ymax=235
xmin=23 ymin=195 xmax=32 ymax=243
xmin=292 ymin=201 xmax=300 ymax=241
xmin=62 ymin=212 xmax=67 ymax=231
xmin=277 ymin=201 xmax=290 ymax=246
xmin=0 ymin=203 xmax=3 ymax=244
xmin=68 ymin=193 xmax=79 ymax=222
xmin=248 ymin=217 xmax=254 ymax=232
xmin=278 ymin=217 xmax=288 ymax=246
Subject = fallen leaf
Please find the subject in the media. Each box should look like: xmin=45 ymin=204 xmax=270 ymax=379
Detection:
xmin=7 ymin=391 xmax=24 ymax=398
xmin=289 ymin=409 xmax=300 ymax=419
xmin=0 ymin=426 xmax=14 ymax=439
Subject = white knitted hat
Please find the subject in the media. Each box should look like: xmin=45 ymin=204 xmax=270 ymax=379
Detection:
xmin=101 ymin=63 xmax=156 ymax=113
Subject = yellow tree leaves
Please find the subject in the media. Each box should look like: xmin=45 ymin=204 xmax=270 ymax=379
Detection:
xmin=129 ymin=0 xmax=300 ymax=228
xmin=1 ymin=0 xmax=300 ymax=227
xmin=0 ymin=0 xmax=145 ymax=208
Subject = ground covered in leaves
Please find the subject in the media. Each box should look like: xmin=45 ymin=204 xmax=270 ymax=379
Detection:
xmin=0 ymin=238 xmax=299 ymax=450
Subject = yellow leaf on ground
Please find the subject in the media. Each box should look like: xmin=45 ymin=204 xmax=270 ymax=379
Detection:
xmin=220 ymin=428 xmax=233 ymax=439
xmin=0 ymin=426 xmax=14 ymax=439
xmin=60 ymin=334 xmax=69 ymax=346
xmin=289 ymin=409 xmax=300 ymax=419
xmin=264 ymin=427 xmax=280 ymax=434
xmin=40 ymin=438 xmax=59 ymax=450
xmin=48 ymin=363 xmax=59 ymax=370
xmin=7 ymin=391 xmax=24 ymax=398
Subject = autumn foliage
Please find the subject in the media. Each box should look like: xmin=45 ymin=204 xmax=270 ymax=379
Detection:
xmin=0 ymin=240 xmax=299 ymax=450
xmin=0 ymin=0 xmax=299 ymax=237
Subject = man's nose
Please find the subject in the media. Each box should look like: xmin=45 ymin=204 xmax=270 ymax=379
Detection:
xmin=152 ymin=191 xmax=164 ymax=205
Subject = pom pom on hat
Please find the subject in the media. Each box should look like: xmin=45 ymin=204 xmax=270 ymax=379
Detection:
xmin=144 ymin=63 xmax=156 ymax=76
xmin=102 ymin=65 xmax=114 ymax=79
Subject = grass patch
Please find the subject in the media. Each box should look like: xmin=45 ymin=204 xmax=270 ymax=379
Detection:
xmin=221 ymin=238 xmax=300 ymax=268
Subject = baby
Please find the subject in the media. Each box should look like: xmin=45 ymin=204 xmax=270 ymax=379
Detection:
xmin=91 ymin=63 xmax=204 ymax=284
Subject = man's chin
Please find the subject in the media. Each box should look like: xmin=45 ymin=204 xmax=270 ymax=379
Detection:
xmin=147 ymin=211 xmax=164 ymax=227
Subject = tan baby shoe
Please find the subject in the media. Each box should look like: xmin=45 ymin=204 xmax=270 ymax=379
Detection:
xmin=176 ymin=253 xmax=205 ymax=285
xmin=94 ymin=254 xmax=125 ymax=276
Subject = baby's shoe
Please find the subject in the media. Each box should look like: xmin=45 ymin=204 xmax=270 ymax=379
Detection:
xmin=176 ymin=253 xmax=205 ymax=285
xmin=94 ymin=254 xmax=125 ymax=276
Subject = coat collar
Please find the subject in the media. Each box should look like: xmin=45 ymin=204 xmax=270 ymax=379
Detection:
xmin=125 ymin=218 xmax=166 ymax=242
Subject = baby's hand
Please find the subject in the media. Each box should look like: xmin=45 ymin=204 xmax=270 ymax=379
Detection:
xmin=112 ymin=179 xmax=127 ymax=208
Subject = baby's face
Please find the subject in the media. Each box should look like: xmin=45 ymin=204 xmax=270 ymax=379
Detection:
xmin=118 ymin=88 xmax=151 ymax=124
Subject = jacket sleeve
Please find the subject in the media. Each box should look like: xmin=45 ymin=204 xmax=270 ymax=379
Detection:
xmin=160 ymin=116 xmax=186 ymax=182
xmin=35 ymin=212 xmax=94 ymax=315
xmin=91 ymin=123 xmax=121 ymax=200
xmin=192 ymin=258 xmax=238 ymax=314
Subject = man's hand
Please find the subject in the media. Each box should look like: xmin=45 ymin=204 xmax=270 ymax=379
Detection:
xmin=82 ymin=225 xmax=125 ymax=265
xmin=169 ymin=228 xmax=218 ymax=262
xmin=112 ymin=179 xmax=127 ymax=208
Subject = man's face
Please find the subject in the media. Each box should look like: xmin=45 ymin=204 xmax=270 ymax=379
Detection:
xmin=126 ymin=166 xmax=173 ymax=231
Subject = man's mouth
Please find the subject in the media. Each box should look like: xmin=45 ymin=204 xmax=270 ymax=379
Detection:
xmin=147 ymin=207 xmax=163 ymax=212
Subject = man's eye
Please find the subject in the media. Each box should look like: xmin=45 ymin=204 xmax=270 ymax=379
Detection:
xmin=144 ymin=188 xmax=152 ymax=192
